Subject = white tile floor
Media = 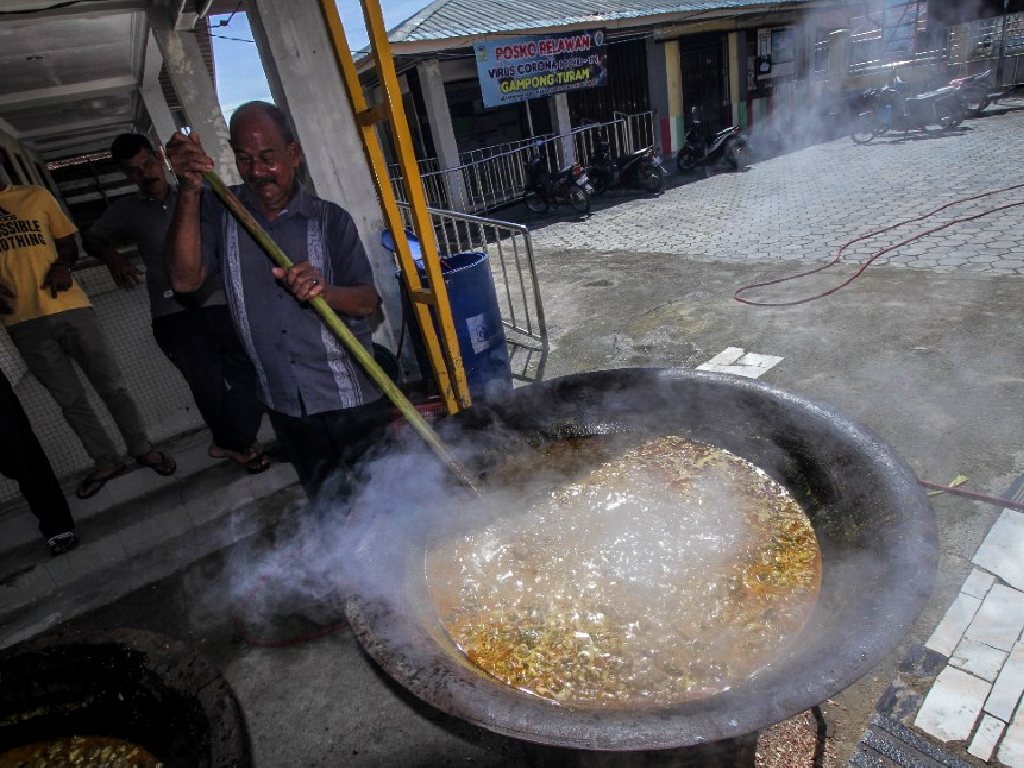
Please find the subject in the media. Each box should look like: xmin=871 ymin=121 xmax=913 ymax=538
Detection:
xmin=973 ymin=510 xmax=1024 ymax=591
xmin=970 ymin=714 xmax=1005 ymax=762
xmin=916 ymin=509 xmax=1024 ymax=765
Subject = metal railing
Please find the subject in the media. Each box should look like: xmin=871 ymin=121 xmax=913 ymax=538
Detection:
xmin=847 ymin=26 xmax=946 ymax=77
xmin=948 ymin=13 xmax=1024 ymax=85
xmin=951 ymin=13 xmax=1024 ymax=61
xmin=387 ymin=156 xmax=446 ymax=209
xmin=572 ymin=111 xmax=656 ymax=167
xmin=396 ymin=202 xmax=547 ymax=383
xmin=390 ymin=111 xmax=656 ymax=215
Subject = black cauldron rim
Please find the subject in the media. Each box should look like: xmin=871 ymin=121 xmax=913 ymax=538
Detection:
xmin=345 ymin=367 xmax=938 ymax=751
xmin=0 ymin=627 xmax=252 ymax=768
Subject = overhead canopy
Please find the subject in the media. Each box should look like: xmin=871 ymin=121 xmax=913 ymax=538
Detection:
xmin=0 ymin=0 xmax=233 ymax=163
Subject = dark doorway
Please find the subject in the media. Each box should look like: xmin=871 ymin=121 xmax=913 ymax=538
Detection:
xmin=567 ymin=38 xmax=650 ymax=124
xmin=679 ymin=33 xmax=731 ymax=136
xmin=443 ymin=77 xmax=552 ymax=153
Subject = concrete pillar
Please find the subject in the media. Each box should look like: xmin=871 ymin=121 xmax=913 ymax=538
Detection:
xmin=827 ymin=29 xmax=852 ymax=92
xmin=802 ymin=19 xmax=818 ymax=79
xmin=728 ymin=32 xmax=742 ymax=126
xmin=547 ymin=92 xmax=575 ymax=166
xmin=415 ymin=59 xmax=469 ymax=212
xmin=645 ymin=39 xmax=669 ymax=156
xmin=244 ymin=0 xmax=398 ymax=347
xmin=140 ymin=31 xmax=179 ymax=145
xmin=664 ymin=40 xmax=684 ymax=153
xmin=151 ymin=26 xmax=238 ymax=184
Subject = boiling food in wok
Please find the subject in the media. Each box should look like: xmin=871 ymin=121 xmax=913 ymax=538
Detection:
xmin=0 ymin=736 xmax=163 ymax=767
xmin=426 ymin=435 xmax=821 ymax=708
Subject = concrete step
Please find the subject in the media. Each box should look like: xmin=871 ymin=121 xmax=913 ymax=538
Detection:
xmin=0 ymin=426 xmax=302 ymax=650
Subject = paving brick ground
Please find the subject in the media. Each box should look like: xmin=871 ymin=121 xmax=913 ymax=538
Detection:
xmin=526 ymin=98 xmax=1024 ymax=278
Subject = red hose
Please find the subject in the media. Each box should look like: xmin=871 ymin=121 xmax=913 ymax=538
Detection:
xmin=918 ymin=480 xmax=1024 ymax=512
xmin=734 ymin=183 xmax=1024 ymax=306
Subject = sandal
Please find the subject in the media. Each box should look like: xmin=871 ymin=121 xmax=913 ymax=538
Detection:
xmin=135 ymin=450 xmax=176 ymax=477
xmin=210 ymin=443 xmax=269 ymax=474
xmin=76 ymin=464 xmax=128 ymax=499
xmin=244 ymin=452 xmax=272 ymax=474
xmin=47 ymin=531 xmax=79 ymax=556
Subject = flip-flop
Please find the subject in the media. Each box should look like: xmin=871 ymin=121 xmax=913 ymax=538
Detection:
xmin=210 ymin=443 xmax=266 ymax=472
xmin=76 ymin=464 xmax=128 ymax=499
xmin=135 ymin=451 xmax=176 ymax=477
xmin=244 ymin=453 xmax=272 ymax=474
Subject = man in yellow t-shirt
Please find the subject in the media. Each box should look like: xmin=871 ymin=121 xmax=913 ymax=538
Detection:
xmin=0 ymin=147 xmax=175 ymax=499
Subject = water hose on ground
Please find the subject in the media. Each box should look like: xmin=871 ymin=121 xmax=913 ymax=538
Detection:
xmin=201 ymin=171 xmax=479 ymax=495
xmin=734 ymin=182 xmax=1024 ymax=306
xmin=730 ymin=183 xmax=1024 ymax=509
xmin=918 ymin=480 xmax=1024 ymax=512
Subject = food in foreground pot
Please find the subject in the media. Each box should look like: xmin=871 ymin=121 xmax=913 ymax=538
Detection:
xmin=427 ymin=435 xmax=821 ymax=708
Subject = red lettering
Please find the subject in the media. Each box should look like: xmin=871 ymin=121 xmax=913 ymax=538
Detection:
xmin=536 ymin=34 xmax=594 ymax=57
xmin=495 ymin=42 xmax=537 ymax=61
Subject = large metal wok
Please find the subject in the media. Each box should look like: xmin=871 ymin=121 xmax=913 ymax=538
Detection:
xmin=345 ymin=368 xmax=937 ymax=751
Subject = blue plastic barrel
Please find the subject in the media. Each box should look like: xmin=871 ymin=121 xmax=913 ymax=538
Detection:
xmin=436 ymin=252 xmax=512 ymax=401
xmin=388 ymin=233 xmax=512 ymax=401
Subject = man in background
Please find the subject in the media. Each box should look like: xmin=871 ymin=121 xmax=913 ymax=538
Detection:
xmin=84 ymin=134 xmax=269 ymax=474
xmin=0 ymin=146 xmax=175 ymax=499
xmin=0 ymin=359 xmax=77 ymax=556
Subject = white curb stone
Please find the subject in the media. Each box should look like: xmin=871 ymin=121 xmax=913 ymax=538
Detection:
xmin=950 ymin=637 xmax=1008 ymax=682
xmin=961 ymin=568 xmax=996 ymax=599
xmin=926 ymin=591 xmax=982 ymax=656
xmin=986 ymin=643 xmax=1024 ymax=722
xmin=1000 ymin=709 xmax=1024 ymax=768
xmin=915 ymin=666 xmax=990 ymax=742
xmin=973 ymin=509 xmax=1024 ymax=591
xmin=964 ymin=584 xmax=1024 ymax=652
xmin=968 ymin=713 xmax=1005 ymax=762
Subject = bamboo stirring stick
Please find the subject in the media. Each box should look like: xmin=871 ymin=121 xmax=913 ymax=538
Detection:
xmin=200 ymin=170 xmax=480 ymax=495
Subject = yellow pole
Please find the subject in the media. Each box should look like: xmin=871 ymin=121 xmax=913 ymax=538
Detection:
xmin=201 ymin=171 xmax=479 ymax=493
xmin=317 ymin=0 xmax=472 ymax=413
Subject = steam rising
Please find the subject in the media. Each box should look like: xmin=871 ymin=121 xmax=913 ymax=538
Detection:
xmin=426 ymin=435 xmax=820 ymax=707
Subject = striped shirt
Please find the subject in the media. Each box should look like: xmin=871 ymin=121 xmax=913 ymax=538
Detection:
xmin=201 ymin=184 xmax=381 ymax=417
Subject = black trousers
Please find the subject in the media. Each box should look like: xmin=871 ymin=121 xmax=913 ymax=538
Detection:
xmin=152 ymin=305 xmax=264 ymax=454
xmin=0 ymin=368 xmax=74 ymax=539
xmin=269 ymin=397 xmax=392 ymax=503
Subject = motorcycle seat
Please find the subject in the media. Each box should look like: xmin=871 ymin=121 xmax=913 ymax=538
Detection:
xmin=909 ymin=86 xmax=954 ymax=101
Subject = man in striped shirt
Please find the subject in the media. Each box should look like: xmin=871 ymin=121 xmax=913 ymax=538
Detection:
xmin=164 ymin=102 xmax=388 ymax=503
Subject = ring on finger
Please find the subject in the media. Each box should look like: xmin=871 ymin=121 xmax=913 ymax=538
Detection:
xmin=310 ymin=278 xmax=320 ymax=287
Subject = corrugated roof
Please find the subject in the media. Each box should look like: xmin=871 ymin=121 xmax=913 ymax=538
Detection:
xmin=389 ymin=0 xmax=799 ymax=42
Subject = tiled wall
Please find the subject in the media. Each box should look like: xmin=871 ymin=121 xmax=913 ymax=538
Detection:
xmin=0 ymin=263 xmax=203 ymax=503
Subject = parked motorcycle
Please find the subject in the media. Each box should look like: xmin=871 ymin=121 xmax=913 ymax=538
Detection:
xmin=676 ymin=121 xmax=748 ymax=173
xmin=523 ymin=145 xmax=592 ymax=215
xmin=948 ymin=69 xmax=1005 ymax=116
xmin=851 ymin=77 xmax=965 ymax=143
xmin=587 ymin=137 xmax=667 ymax=195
